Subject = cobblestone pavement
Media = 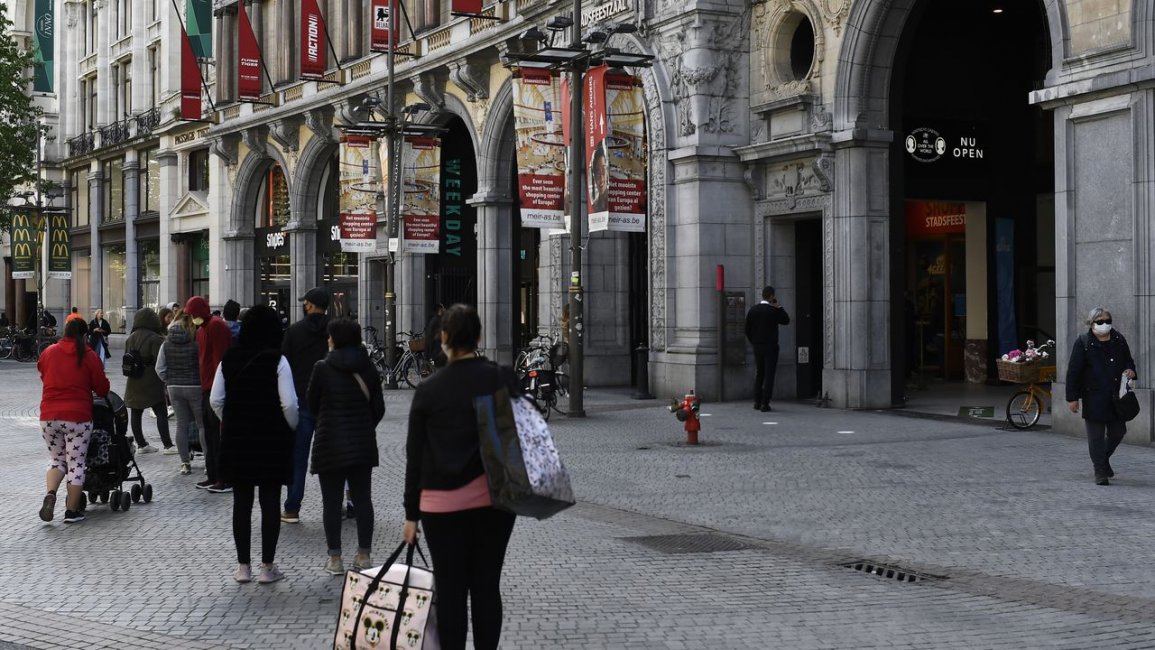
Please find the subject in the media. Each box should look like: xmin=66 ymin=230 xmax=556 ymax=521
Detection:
xmin=4 ymin=357 xmax=1155 ymax=649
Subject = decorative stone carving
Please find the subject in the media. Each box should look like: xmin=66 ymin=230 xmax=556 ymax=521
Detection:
xmin=660 ymin=8 xmax=750 ymax=137
xmin=448 ymin=60 xmax=490 ymax=103
xmin=269 ymin=116 xmax=302 ymax=152
xmin=820 ymin=0 xmax=850 ymax=35
xmin=413 ymin=73 xmax=446 ymax=112
xmin=811 ymin=153 xmax=833 ymax=193
xmin=767 ymin=159 xmax=822 ymax=208
xmin=241 ymin=126 xmax=268 ymax=157
xmin=743 ymin=167 xmax=764 ymax=201
xmin=811 ymin=103 xmax=833 ymax=132
xmin=209 ymin=133 xmax=240 ymax=166
xmin=753 ymin=1 xmax=825 ymax=99
xmin=305 ymin=106 xmax=337 ymax=143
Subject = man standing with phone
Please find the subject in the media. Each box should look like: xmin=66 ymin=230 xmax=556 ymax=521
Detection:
xmin=745 ymin=286 xmax=790 ymax=412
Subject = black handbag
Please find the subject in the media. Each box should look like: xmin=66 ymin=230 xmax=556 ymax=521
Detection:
xmin=1115 ymin=389 xmax=1140 ymax=422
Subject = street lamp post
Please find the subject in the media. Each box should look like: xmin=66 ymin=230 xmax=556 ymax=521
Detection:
xmin=566 ymin=0 xmax=586 ymax=418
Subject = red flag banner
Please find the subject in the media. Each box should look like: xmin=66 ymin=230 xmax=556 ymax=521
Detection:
xmin=237 ymin=2 xmax=262 ymax=100
xmin=180 ymin=25 xmax=201 ymax=120
xmin=301 ymin=0 xmax=327 ymax=80
xmin=513 ymin=68 xmax=566 ymax=230
xmin=602 ymin=71 xmax=647 ymax=232
xmin=402 ymin=137 xmax=442 ymax=254
xmin=451 ymin=0 xmax=483 ymax=13
xmin=370 ymin=0 xmax=397 ymax=53
xmin=584 ymin=65 xmax=611 ymax=231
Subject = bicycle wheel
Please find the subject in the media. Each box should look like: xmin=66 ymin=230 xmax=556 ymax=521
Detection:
xmin=0 ymin=336 xmax=13 ymax=360
xmin=401 ymin=358 xmax=422 ymax=389
xmin=1006 ymin=390 xmax=1041 ymax=429
xmin=13 ymin=341 xmax=33 ymax=363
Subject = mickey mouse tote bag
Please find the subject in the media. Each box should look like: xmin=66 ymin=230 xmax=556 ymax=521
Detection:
xmin=333 ymin=542 xmax=439 ymax=650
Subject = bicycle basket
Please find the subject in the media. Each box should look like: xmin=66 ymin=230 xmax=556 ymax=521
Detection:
xmin=408 ymin=338 xmax=426 ymax=353
xmin=549 ymin=341 xmax=569 ymax=367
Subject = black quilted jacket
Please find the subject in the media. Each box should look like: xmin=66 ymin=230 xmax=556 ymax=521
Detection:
xmin=307 ymin=346 xmax=386 ymax=474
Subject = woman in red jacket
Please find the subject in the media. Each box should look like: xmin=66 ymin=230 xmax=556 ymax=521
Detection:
xmin=37 ymin=318 xmax=110 ymax=523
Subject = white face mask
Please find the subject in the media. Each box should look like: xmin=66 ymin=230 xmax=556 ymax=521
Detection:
xmin=1093 ymin=323 xmax=1112 ymax=335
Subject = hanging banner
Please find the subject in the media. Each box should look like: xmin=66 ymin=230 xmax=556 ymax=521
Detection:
xmin=186 ymin=0 xmax=213 ymax=59
xmin=602 ymin=71 xmax=647 ymax=232
xmin=10 ymin=213 xmax=38 ymax=280
xmin=370 ymin=0 xmax=397 ymax=53
xmin=451 ymin=0 xmax=483 ymax=13
xmin=32 ymin=0 xmax=54 ymax=93
xmin=556 ymin=75 xmax=575 ymax=236
xmin=402 ymin=137 xmax=441 ymax=254
xmin=301 ymin=0 xmax=327 ymax=80
xmin=180 ymin=25 xmax=202 ymax=120
xmin=237 ymin=2 xmax=263 ymax=101
xmin=512 ymin=68 xmax=566 ymax=230
xmin=584 ymin=65 xmax=611 ymax=231
xmin=47 ymin=213 xmax=71 ymax=280
xmin=338 ymin=136 xmax=378 ymax=253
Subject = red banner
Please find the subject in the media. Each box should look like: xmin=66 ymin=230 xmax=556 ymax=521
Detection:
xmin=370 ymin=0 xmax=397 ymax=53
xmin=237 ymin=2 xmax=262 ymax=100
xmin=301 ymin=0 xmax=326 ymax=80
xmin=601 ymin=71 xmax=647 ymax=232
xmin=584 ymin=65 xmax=611 ymax=231
xmin=179 ymin=26 xmax=201 ymax=120
xmin=452 ymin=0 xmax=483 ymax=13
xmin=513 ymin=68 xmax=566 ymax=229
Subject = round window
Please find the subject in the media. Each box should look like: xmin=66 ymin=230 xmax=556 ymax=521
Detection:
xmin=771 ymin=12 xmax=816 ymax=84
xmin=790 ymin=15 xmax=815 ymax=80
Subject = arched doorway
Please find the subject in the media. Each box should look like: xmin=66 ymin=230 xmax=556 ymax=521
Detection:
xmin=891 ymin=0 xmax=1053 ymax=400
xmin=424 ymin=115 xmax=478 ymax=313
xmin=254 ymin=162 xmax=292 ymax=324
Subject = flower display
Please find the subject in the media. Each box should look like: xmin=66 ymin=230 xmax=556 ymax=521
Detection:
xmin=1001 ymin=339 xmax=1055 ymax=363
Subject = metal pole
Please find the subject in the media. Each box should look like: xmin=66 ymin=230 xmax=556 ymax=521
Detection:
xmin=567 ymin=0 xmax=585 ymax=417
xmin=382 ymin=0 xmax=399 ymax=389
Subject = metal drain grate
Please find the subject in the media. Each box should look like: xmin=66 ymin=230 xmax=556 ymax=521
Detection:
xmin=621 ymin=534 xmax=760 ymax=555
xmin=839 ymin=560 xmax=943 ymax=583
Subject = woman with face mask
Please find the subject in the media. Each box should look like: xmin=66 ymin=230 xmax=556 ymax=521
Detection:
xmin=1065 ymin=307 xmax=1137 ymax=485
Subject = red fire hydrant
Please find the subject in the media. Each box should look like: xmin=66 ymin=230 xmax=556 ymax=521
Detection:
xmin=668 ymin=390 xmax=701 ymax=445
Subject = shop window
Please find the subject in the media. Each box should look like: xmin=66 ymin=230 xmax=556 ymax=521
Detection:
xmin=139 ymin=240 xmax=161 ymax=310
xmin=72 ymin=171 xmax=90 ymax=228
xmin=73 ymin=252 xmax=92 ymax=319
xmin=189 ymin=148 xmax=210 ymax=192
xmin=191 ymin=232 xmax=210 ymax=300
xmin=258 ymin=164 xmax=291 ymax=228
xmin=102 ymin=244 xmax=128 ymax=333
xmin=104 ymin=158 xmax=125 ymax=223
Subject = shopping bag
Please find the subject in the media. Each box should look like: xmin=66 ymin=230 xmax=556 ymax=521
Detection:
xmin=333 ymin=542 xmax=439 ymax=650
xmin=1115 ymin=374 xmax=1140 ymax=422
xmin=474 ymin=386 xmax=575 ymax=520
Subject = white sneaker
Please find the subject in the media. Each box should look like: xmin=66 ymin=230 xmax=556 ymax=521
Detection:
xmin=161 ymin=446 xmax=179 ymax=456
xmin=138 ymin=444 xmax=157 ymax=454
xmin=233 ymin=564 xmax=252 ymax=583
xmin=257 ymin=563 xmax=285 ymax=584
xmin=324 ymin=555 xmax=344 ymax=576
xmin=166 ymin=407 xmax=176 ymax=419
xmin=179 ymin=463 xmax=191 ymax=475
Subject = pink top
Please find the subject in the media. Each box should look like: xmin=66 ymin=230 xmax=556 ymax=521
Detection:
xmin=420 ymin=474 xmax=492 ymax=513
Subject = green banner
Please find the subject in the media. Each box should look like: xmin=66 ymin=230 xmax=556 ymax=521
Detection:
xmin=187 ymin=0 xmax=213 ymax=60
xmin=47 ymin=213 xmax=71 ymax=280
xmin=10 ymin=212 xmax=37 ymax=279
xmin=32 ymin=0 xmax=54 ymax=93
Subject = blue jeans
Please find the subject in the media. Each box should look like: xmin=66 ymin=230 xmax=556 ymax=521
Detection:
xmin=283 ymin=406 xmax=315 ymax=514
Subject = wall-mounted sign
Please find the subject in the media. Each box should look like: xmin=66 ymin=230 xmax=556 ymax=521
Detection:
xmin=906 ymin=200 xmax=967 ymax=237
xmin=257 ymin=227 xmax=289 ymax=255
xmin=906 ymin=126 xmax=986 ymax=164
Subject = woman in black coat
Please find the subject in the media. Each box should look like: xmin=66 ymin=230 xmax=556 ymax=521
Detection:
xmin=1065 ymin=306 xmax=1137 ymax=485
xmin=209 ymin=305 xmax=299 ymax=584
xmin=306 ymin=318 xmax=385 ymax=575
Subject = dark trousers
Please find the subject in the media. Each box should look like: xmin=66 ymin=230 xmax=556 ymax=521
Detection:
xmin=752 ymin=343 xmax=780 ymax=406
xmin=318 ymin=467 xmax=374 ymax=554
xmin=421 ymin=507 xmax=516 ymax=650
xmin=232 ymin=482 xmax=282 ymax=565
xmin=1085 ymin=420 xmax=1127 ymax=476
xmin=201 ymin=390 xmax=222 ymax=482
xmin=129 ymin=402 xmax=172 ymax=449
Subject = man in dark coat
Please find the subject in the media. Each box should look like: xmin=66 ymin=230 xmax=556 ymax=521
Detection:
xmin=745 ymin=285 xmax=791 ymax=412
xmin=280 ymin=286 xmax=331 ymax=523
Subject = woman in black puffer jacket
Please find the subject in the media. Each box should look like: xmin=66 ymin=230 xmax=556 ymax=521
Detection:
xmin=307 ymin=318 xmax=386 ymax=575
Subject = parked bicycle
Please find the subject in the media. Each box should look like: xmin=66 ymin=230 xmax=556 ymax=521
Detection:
xmin=516 ymin=334 xmax=569 ymax=420
xmin=999 ymin=359 xmax=1055 ymax=429
xmin=363 ymin=326 xmax=434 ymax=389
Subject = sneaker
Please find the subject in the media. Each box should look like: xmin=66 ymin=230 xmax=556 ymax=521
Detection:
xmin=179 ymin=463 xmax=192 ymax=476
xmin=257 ymin=563 xmax=285 ymax=584
xmin=1095 ymin=475 xmax=1110 ymax=486
xmin=324 ymin=555 xmax=345 ymax=576
xmin=207 ymin=482 xmax=233 ymax=493
xmin=161 ymin=446 xmax=179 ymax=456
xmin=167 ymin=406 xmax=176 ymax=419
xmin=62 ymin=510 xmax=85 ymax=523
xmin=195 ymin=479 xmax=214 ymax=489
xmin=38 ymin=492 xmax=56 ymax=522
xmin=138 ymin=444 xmax=158 ymax=454
xmin=233 ymin=563 xmax=252 ymax=583
xmin=352 ymin=552 xmax=371 ymax=571
xmin=280 ymin=511 xmax=300 ymax=524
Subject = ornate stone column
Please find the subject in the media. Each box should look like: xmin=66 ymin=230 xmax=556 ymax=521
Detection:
xmin=89 ymin=169 xmax=103 ymax=313
xmin=470 ymin=190 xmax=515 ymax=365
xmin=123 ymin=157 xmax=140 ymax=320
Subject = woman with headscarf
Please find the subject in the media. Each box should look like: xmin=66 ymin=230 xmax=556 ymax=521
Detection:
xmin=1065 ymin=306 xmax=1137 ymax=486
xmin=210 ymin=305 xmax=298 ymax=584
xmin=37 ymin=318 xmax=111 ymax=523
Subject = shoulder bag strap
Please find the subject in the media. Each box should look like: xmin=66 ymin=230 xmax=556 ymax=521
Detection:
xmin=352 ymin=372 xmax=370 ymax=402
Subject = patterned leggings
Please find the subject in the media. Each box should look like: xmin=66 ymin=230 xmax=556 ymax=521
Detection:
xmin=41 ymin=420 xmax=93 ymax=486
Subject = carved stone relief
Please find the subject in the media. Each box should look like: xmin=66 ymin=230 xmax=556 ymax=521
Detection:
xmin=413 ymin=73 xmax=446 ymax=113
xmin=269 ymin=116 xmax=302 ymax=152
xmin=209 ymin=133 xmax=240 ymax=167
xmin=448 ymin=60 xmax=490 ymax=104
xmin=241 ymin=126 xmax=268 ymax=157
xmin=659 ymin=7 xmax=751 ymax=137
xmin=304 ymin=107 xmax=337 ymax=144
xmin=765 ymin=158 xmax=822 ymax=209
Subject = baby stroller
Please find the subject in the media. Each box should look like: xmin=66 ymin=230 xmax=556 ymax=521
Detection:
xmin=82 ymin=391 xmax=153 ymax=513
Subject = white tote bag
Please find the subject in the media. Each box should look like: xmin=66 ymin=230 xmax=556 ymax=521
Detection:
xmin=333 ymin=542 xmax=439 ymax=650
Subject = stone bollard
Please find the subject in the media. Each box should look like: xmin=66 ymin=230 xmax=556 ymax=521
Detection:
xmin=632 ymin=344 xmax=655 ymax=400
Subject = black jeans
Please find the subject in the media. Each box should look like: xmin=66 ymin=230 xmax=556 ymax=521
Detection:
xmin=129 ymin=402 xmax=172 ymax=449
xmin=421 ymin=507 xmax=516 ymax=650
xmin=318 ymin=467 xmax=374 ymax=554
xmin=752 ymin=343 xmax=780 ymax=406
xmin=1085 ymin=419 xmax=1126 ymax=476
xmin=201 ymin=390 xmax=222 ymax=482
xmin=232 ymin=482 xmax=282 ymax=565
